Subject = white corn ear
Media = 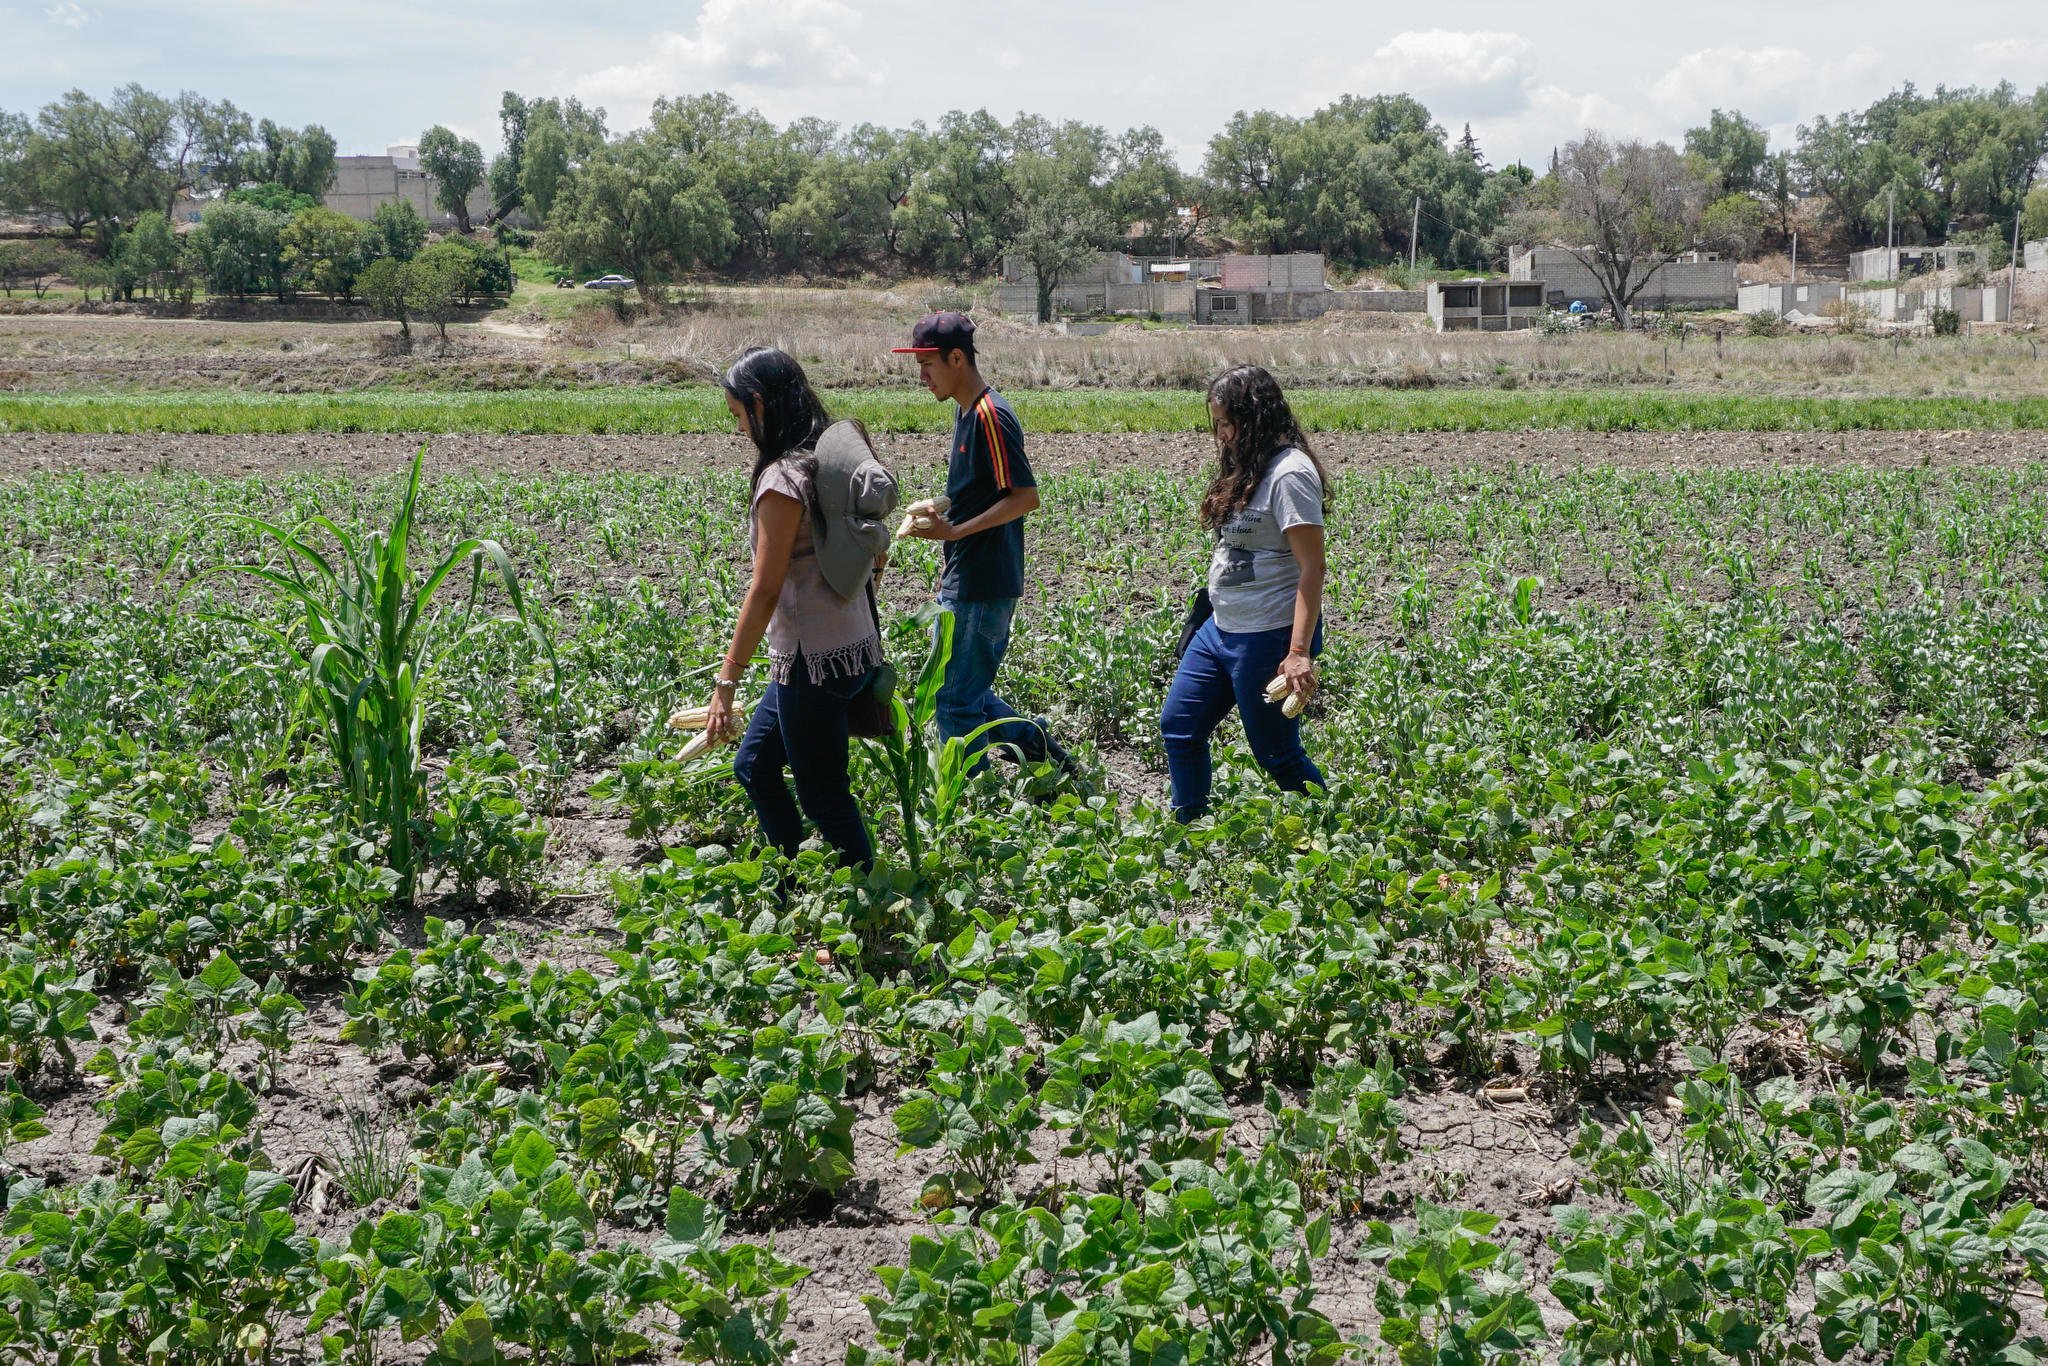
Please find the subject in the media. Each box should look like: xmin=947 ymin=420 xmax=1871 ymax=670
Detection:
xmin=668 ymin=705 xmax=711 ymax=732
xmin=895 ymin=495 xmax=953 ymax=538
xmin=1264 ymin=675 xmax=1290 ymax=705
xmin=1282 ymin=692 xmax=1306 ymax=719
xmin=677 ymin=731 xmax=714 ymax=763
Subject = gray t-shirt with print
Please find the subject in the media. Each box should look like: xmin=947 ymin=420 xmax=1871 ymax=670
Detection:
xmin=1206 ymin=447 xmax=1324 ymax=633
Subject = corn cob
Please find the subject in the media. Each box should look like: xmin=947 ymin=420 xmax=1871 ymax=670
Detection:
xmin=895 ymin=495 xmax=953 ymax=538
xmin=667 ymin=704 xmax=711 ymax=732
xmin=1264 ymin=673 xmax=1307 ymax=718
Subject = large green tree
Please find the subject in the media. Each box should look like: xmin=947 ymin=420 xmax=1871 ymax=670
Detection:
xmin=246 ymin=119 xmax=336 ymax=199
xmin=1684 ymin=109 xmax=1769 ymax=196
xmin=191 ymin=199 xmax=288 ymax=298
xmin=537 ymin=133 xmax=735 ymax=301
xmin=417 ymin=125 xmax=485 ymax=233
xmin=280 ymin=205 xmax=367 ymax=299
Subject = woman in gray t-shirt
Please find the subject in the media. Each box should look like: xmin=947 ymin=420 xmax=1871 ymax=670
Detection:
xmin=1158 ymin=365 xmax=1328 ymax=820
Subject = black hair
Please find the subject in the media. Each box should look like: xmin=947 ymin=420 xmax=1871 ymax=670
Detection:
xmin=945 ymin=342 xmax=976 ymax=367
xmin=1199 ymin=364 xmax=1328 ymax=532
xmin=722 ymin=346 xmax=833 ymax=489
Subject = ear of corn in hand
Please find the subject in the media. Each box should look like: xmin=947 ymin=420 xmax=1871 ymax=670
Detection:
xmin=894 ymin=495 xmax=953 ymax=538
xmin=668 ymin=705 xmax=712 ymax=732
xmin=1264 ymin=673 xmax=1308 ymax=717
xmin=676 ymin=730 xmax=714 ymax=763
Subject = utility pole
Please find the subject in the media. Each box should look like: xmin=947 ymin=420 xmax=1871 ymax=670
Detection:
xmin=1791 ymin=232 xmax=1798 ymax=282
xmin=1409 ymin=196 xmax=1421 ymax=275
xmin=2013 ymin=209 xmax=2023 ymax=324
xmin=1887 ymin=188 xmax=1895 ymax=258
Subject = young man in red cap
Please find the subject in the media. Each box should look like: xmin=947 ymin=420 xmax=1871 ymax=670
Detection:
xmin=895 ymin=312 xmax=1073 ymax=776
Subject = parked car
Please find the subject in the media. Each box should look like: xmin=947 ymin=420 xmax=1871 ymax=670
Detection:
xmin=582 ymin=275 xmax=634 ymax=290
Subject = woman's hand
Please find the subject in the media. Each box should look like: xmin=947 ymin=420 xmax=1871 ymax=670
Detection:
xmin=1278 ymin=650 xmax=1317 ymax=701
xmin=704 ymin=684 xmax=740 ymax=741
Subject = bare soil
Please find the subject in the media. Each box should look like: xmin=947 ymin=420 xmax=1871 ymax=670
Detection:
xmin=4 ymin=426 xmax=2042 ymax=484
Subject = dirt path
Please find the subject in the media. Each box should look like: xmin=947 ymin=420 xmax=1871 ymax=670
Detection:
xmin=2 ymin=427 xmax=2039 ymax=481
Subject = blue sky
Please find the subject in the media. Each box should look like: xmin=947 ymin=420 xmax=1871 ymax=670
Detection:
xmin=9 ymin=0 xmax=2048 ymax=168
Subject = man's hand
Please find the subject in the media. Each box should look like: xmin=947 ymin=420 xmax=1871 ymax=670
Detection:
xmin=908 ymin=512 xmax=962 ymax=542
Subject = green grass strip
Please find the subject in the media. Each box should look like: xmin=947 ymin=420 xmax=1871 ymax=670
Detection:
xmin=5 ymin=387 xmax=2048 ymax=434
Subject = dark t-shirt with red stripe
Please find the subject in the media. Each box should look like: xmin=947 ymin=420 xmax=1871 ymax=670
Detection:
xmin=943 ymin=387 xmax=1035 ymax=602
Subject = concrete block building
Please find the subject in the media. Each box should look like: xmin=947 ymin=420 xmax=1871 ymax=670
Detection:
xmin=1848 ymin=245 xmax=1984 ymax=281
xmin=1738 ymin=281 xmax=1851 ymax=319
xmin=2027 ymin=240 xmax=2048 ymax=272
xmin=997 ymin=251 xmax=1215 ymax=319
xmin=1855 ymin=283 xmax=2009 ymax=325
xmin=1509 ymin=247 xmax=1738 ymax=310
xmin=1426 ymin=279 xmax=1545 ymax=332
xmin=326 ymin=145 xmax=495 ymax=228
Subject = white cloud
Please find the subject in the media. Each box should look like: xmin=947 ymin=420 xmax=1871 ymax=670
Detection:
xmin=44 ymin=0 xmax=88 ymax=26
xmin=1342 ymin=29 xmax=1538 ymax=118
xmin=573 ymin=0 xmax=882 ymax=125
xmin=1971 ymin=37 xmax=2048 ymax=67
xmin=1370 ymin=29 xmax=1532 ymax=87
xmin=1646 ymin=43 xmax=1884 ymax=137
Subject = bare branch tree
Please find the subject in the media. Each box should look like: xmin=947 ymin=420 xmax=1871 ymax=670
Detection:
xmin=1554 ymin=133 xmax=1708 ymax=329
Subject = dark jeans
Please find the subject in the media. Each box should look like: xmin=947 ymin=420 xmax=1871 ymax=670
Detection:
xmin=1159 ymin=617 xmax=1324 ymax=820
xmin=935 ymin=596 xmax=1053 ymax=772
xmin=733 ymin=662 xmax=876 ymax=869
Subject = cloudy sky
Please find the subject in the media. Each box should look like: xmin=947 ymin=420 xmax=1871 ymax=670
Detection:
xmin=9 ymin=0 xmax=2048 ymax=168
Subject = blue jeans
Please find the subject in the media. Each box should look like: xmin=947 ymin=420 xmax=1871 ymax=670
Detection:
xmin=1159 ymin=617 xmax=1325 ymax=820
xmin=733 ymin=663 xmax=876 ymax=869
xmin=935 ymin=597 xmax=1051 ymax=772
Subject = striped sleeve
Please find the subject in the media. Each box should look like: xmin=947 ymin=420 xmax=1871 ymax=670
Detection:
xmin=975 ymin=394 xmax=1032 ymax=491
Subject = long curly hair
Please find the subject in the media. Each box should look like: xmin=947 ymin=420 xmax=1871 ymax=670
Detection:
xmin=1198 ymin=365 xmax=1327 ymax=532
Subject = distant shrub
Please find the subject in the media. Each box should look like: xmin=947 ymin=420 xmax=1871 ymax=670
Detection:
xmin=1931 ymin=307 xmax=1962 ymax=336
xmin=1745 ymin=310 xmax=1786 ymax=337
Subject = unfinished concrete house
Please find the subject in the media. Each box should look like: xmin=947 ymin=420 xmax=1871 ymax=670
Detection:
xmin=1426 ymin=279 xmax=1545 ymax=332
xmin=1848 ymin=245 xmax=1983 ymax=281
xmin=997 ymin=251 xmax=1210 ymax=319
xmin=2027 ymin=240 xmax=2048 ymax=272
xmin=1738 ymin=281 xmax=1851 ymax=319
xmin=1856 ymin=283 xmax=2010 ymax=324
xmin=1509 ymin=247 xmax=1738 ymax=309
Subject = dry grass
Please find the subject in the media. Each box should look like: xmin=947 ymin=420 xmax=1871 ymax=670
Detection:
xmin=4 ymin=276 xmax=2046 ymax=398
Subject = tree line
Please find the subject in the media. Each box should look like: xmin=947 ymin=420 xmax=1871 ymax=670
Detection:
xmin=3 ymin=79 xmax=2045 ymax=316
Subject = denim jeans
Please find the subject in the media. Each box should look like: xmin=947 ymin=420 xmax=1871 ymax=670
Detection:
xmin=935 ymin=597 xmax=1051 ymax=772
xmin=1159 ymin=617 xmax=1325 ymax=820
xmin=732 ymin=662 xmax=876 ymax=869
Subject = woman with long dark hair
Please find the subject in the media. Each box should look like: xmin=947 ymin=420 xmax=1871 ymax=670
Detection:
xmin=1158 ymin=364 xmax=1329 ymax=820
xmin=702 ymin=346 xmax=891 ymax=869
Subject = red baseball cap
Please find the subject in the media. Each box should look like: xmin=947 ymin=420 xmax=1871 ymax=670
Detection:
xmin=892 ymin=310 xmax=976 ymax=354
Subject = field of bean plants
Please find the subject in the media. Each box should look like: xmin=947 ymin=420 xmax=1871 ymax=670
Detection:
xmin=7 ymin=423 xmax=2048 ymax=1365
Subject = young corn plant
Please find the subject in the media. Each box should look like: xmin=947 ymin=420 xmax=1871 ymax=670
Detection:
xmin=210 ymin=444 xmax=546 ymax=902
xmin=868 ymin=608 xmax=1006 ymax=882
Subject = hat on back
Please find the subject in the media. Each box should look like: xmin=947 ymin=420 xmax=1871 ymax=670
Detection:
xmin=892 ymin=311 xmax=975 ymax=355
xmin=809 ymin=421 xmax=899 ymax=601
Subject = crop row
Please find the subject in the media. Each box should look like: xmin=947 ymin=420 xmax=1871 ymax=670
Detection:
xmin=8 ymin=386 xmax=2048 ymax=434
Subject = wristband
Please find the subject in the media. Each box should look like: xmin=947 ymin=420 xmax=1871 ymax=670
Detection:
xmin=714 ymin=678 xmax=739 ymax=692
xmin=1288 ymin=645 xmax=1311 ymax=657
